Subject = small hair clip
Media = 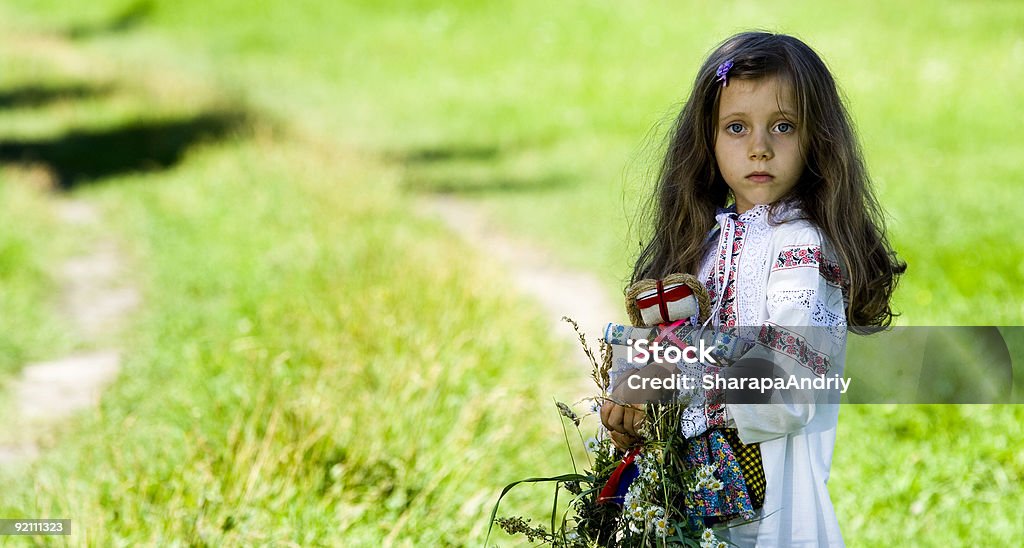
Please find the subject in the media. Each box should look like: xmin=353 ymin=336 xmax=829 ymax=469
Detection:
xmin=716 ymin=59 xmax=734 ymax=87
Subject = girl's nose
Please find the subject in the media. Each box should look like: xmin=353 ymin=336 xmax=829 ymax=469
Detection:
xmin=749 ymin=131 xmax=773 ymax=161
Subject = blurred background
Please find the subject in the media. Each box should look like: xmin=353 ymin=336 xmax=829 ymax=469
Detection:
xmin=0 ymin=0 xmax=1021 ymax=545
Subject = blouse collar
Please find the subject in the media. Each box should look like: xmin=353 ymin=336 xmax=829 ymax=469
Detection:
xmin=718 ymin=200 xmax=803 ymax=225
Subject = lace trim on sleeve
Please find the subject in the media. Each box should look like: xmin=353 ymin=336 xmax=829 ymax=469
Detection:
xmin=767 ymin=288 xmax=816 ymax=314
xmin=812 ymin=299 xmax=847 ymax=347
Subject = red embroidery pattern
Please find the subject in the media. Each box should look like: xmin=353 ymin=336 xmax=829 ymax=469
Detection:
xmin=775 ymin=245 xmax=848 ymax=290
xmin=757 ymin=323 xmax=831 ymax=375
xmin=706 ymin=220 xmax=746 ymax=328
xmin=706 ymin=402 xmax=727 ymax=428
xmin=819 ymin=260 xmax=846 ymax=288
xmin=774 ymin=245 xmax=820 ymax=270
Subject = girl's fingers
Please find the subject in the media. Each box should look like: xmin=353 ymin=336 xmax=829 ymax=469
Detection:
xmin=609 ymin=431 xmax=637 ymax=451
xmin=622 ymin=407 xmax=636 ymax=436
xmin=607 ymin=403 xmax=625 ymax=433
xmin=600 ymin=400 xmax=613 ymax=427
xmin=601 ymin=401 xmax=644 ymax=436
xmin=623 ymin=406 xmax=646 ymax=437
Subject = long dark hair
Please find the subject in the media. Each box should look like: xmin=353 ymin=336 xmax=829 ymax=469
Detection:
xmin=632 ymin=31 xmax=906 ymax=330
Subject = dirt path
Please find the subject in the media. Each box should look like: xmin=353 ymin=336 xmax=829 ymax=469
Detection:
xmin=0 ymin=198 xmax=138 ymax=464
xmin=422 ymin=195 xmax=621 ymax=397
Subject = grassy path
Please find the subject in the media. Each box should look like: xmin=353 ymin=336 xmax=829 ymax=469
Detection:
xmin=0 ymin=198 xmax=135 ymax=463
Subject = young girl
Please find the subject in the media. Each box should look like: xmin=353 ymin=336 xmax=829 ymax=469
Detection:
xmin=601 ymin=31 xmax=905 ymax=546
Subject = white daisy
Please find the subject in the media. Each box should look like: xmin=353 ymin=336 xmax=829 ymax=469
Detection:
xmin=652 ymin=517 xmax=668 ymax=537
xmin=645 ymin=505 xmax=665 ymax=521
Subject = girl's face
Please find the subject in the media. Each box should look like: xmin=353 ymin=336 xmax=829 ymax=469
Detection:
xmin=714 ymin=76 xmax=806 ymax=214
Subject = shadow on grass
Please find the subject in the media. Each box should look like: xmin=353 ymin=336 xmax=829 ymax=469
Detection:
xmin=0 ymin=84 xmax=113 ymax=109
xmin=0 ymin=111 xmax=246 ymax=189
xmin=396 ymin=144 xmax=501 ymax=164
xmin=395 ymin=144 xmax=575 ymax=194
xmin=65 ymin=0 xmax=155 ymax=39
xmin=404 ymin=172 xmax=575 ymax=194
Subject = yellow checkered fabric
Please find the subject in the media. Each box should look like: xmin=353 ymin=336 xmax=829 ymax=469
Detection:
xmin=720 ymin=427 xmax=765 ymax=509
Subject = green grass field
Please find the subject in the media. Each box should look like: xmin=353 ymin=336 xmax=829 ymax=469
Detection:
xmin=0 ymin=1 xmax=1022 ymax=545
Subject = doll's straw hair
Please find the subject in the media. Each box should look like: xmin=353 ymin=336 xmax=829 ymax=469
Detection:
xmin=624 ymin=273 xmax=711 ymax=327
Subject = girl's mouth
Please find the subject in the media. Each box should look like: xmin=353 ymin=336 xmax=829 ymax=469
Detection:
xmin=746 ymin=172 xmax=774 ymax=183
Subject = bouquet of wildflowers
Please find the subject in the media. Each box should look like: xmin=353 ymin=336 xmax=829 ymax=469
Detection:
xmin=486 ymin=318 xmax=735 ymax=548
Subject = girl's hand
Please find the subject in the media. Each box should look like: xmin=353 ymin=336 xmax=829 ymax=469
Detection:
xmin=600 ymin=400 xmax=646 ymax=438
xmin=609 ymin=431 xmax=639 ymax=451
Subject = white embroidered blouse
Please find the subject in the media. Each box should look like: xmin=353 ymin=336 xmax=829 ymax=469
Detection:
xmin=697 ymin=201 xmax=848 ymax=547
